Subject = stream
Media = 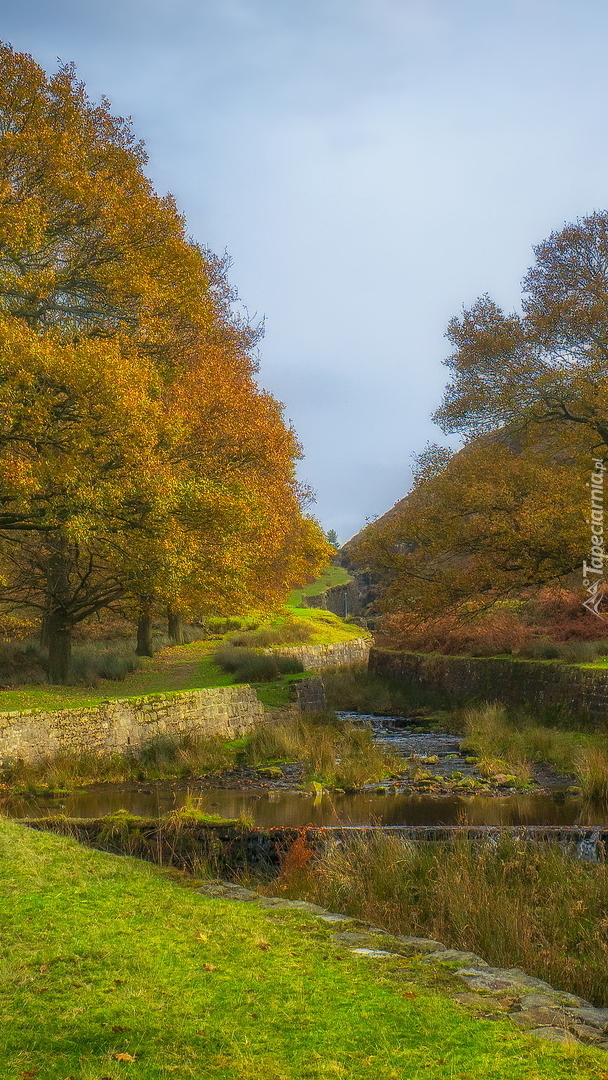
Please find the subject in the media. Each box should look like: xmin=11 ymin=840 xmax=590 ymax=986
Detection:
xmin=4 ymin=713 xmax=605 ymax=828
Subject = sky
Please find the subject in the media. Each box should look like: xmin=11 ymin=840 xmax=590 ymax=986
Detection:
xmin=3 ymin=0 xmax=608 ymax=541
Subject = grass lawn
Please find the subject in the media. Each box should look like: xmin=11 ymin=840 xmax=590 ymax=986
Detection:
xmin=287 ymin=564 xmax=352 ymax=607
xmin=0 ymin=640 xmax=233 ymax=713
xmin=0 ymin=602 xmax=365 ymax=714
xmin=1 ymin=818 xmax=605 ymax=1080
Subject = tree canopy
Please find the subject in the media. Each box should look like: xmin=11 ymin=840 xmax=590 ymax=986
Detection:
xmin=0 ymin=43 xmax=330 ymax=680
xmin=436 ymin=211 xmax=608 ymax=452
xmin=351 ymin=213 xmax=608 ymax=622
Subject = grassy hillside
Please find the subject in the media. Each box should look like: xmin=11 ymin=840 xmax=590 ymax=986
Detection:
xmin=288 ymin=563 xmax=352 ymax=606
xmin=0 ymin=818 xmax=602 ymax=1079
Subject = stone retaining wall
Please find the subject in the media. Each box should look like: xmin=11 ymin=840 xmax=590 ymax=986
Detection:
xmin=370 ymin=647 xmax=608 ymax=721
xmin=0 ymin=685 xmax=265 ymax=765
xmin=268 ymin=637 xmax=370 ymax=671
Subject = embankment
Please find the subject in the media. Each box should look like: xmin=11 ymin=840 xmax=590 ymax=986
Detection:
xmin=370 ymin=647 xmax=608 ymax=721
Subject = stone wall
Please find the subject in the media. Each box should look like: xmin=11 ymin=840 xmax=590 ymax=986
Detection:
xmin=292 ymin=676 xmax=327 ymax=712
xmin=370 ymin=648 xmax=608 ymax=721
xmin=303 ymin=581 xmax=363 ymax=618
xmin=0 ymin=685 xmax=265 ymax=765
xmin=268 ymin=637 xmax=370 ymax=671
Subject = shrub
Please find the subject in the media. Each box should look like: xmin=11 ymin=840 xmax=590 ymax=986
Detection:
xmin=70 ymin=643 xmax=141 ymax=685
xmin=378 ymin=588 xmax=608 ymax=656
xmin=0 ymin=639 xmax=47 ymax=685
xmin=377 ymin=610 xmax=532 ymax=656
xmin=214 ymin=643 xmax=303 ymax=682
xmin=516 ymin=637 xmax=562 ymax=660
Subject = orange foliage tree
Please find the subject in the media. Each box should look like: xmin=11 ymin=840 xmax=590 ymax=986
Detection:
xmin=0 ymin=44 xmax=329 ymax=680
xmin=351 ymin=425 xmax=589 ymax=625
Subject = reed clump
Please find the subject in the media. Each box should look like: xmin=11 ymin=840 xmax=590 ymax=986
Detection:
xmin=243 ymin=711 xmax=402 ymax=790
xmin=577 ymin=747 xmax=608 ymax=801
xmin=461 ymin=702 xmax=608 ymax=792
xmin=275 ymin=830 xmax=608 ymax=1006
xmin=0 ymin=730 xmax=240 ymax=793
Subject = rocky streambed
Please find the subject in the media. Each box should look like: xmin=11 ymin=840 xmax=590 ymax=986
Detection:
xmin=4 ymin=713 xmax=601 ymax=828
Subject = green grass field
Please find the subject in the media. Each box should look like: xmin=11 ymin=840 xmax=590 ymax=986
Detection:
xmin=0 ymin=598 xmax=366 ymax=713
xmin=287 ymin=563 xmax=352 ymax=606
xmin=1 ymin=817 xmax=604 ymax=1079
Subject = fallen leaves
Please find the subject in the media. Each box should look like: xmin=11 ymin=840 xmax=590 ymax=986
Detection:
xmin=256 ymin=940 xmax=270 ymax=951
xmin=203 ymin=963 xmax=217 ymax=972
xmin=113 ymin=1052 xmax=136 ymax=1062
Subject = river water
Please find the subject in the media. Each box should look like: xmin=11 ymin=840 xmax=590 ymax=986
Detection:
xmin=4 ymin=713 xmax=606 ymax=828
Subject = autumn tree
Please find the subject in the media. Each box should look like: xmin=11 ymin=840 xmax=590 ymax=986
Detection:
xmin=348 ymin=211 xmax=608 ymax=626
xmin=351 ymin=425 xmax=589 ymax=619
xmin=435 ymin=211 xmax=608 ymax=455
xmin=0 ymin=44 xmax=330 ymax=679
xmin=0 ymin=319 xmax=170 ymax=679
xmin=119 ymin=340 xmax=331 ymax=654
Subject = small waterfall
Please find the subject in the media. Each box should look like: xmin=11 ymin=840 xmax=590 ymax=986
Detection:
xmin=574 ymin=828 xmax=603 ymax=862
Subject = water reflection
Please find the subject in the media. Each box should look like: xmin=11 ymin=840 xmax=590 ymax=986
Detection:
xmin=5 ymin=785 xmax=608 ymax=828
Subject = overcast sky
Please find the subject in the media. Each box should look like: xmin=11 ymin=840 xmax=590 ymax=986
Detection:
xmin=3 ymin=0 xmax=608 ymax=540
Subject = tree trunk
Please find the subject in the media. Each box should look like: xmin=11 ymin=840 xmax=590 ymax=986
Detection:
xmin=45 ymin=535 xmax=73 ymax=682
xmin=47 ymin=612 xmax=72 ymax=684
xmin=167 ymin=606 xmax=184 ymax=645
xmin=136 ymin=613 xmax=153 ymax=656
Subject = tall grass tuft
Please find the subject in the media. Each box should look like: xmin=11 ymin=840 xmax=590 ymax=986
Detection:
xmin=461 ymin=702 xmax=608 ymax=791
xmin=577 ymin=747 xmax=608 ymax=801
xmin=0 ymin=731 xmax=239 ymax=791
xmin=228 ymin=618 xmax=313 ymax=648
xmin=274 ymin=831 xmax=608 ymax=1006
xmin=70 ymin=642 xmax=141 ymax=685
xmin=243 ymin=712 xmax=401 ymax=789
xmin=214 ymin=643 xmax=303 ymax=682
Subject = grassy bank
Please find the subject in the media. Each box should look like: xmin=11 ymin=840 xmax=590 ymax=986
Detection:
xmin=274 ymin=830 xmax=608 ymax=1009
xmin=0 ymin=817 xmax=604 ymax=1079
xmin=287 ymin=564 xmax=352 ymax=606
xmin=0 ymin=711 xmax=399 ymax=794
xmin=0 ymin=602 xmax=364 ymax=713
xmin=460 ymin=702 xmax=608 ymax=795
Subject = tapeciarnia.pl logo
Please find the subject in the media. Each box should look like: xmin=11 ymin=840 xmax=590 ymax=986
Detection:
xmin=582 ymin=459 xmax=607 ymax=619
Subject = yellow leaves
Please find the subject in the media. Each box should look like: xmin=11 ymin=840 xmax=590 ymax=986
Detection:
xmin=354 ymin=425 xmax=590 ymax=618
xmin=0 ymin=44 xmax=329 ymax=626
